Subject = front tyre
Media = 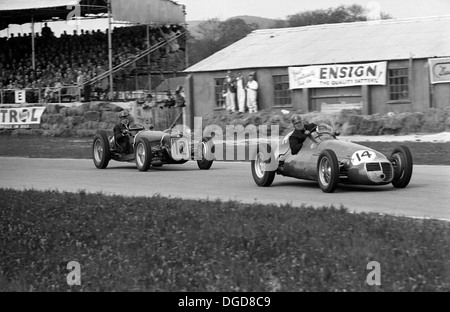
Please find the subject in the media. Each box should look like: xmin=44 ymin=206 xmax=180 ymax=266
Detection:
xmin=93 ymin=132 xmax=111 ymax=169
xmin=251 ymin=144 xmax=276 ymax=187
xmin=390 ymin=145 xmax=413 ymax=188
xmin=135 ymin=138 xmax=152 ymax=172
xmin=317 ymin=149 xmax=339 ymax=193
xmin=197 ymin=138 xmax=214 ymax=170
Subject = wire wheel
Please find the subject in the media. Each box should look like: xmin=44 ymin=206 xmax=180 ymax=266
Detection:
xmin=317 ymin=149 xmax=339 ymax=193
xmin=134 ymin=138 xmax=152 ymax=171
xmin=251 ymin=145 xmax=275 ymax=187
xmin=92 ymin=132 xmax=110 ymax=169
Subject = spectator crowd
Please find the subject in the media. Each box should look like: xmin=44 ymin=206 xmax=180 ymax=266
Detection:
xmin=0 ymin=23 xmax=186 ymax=104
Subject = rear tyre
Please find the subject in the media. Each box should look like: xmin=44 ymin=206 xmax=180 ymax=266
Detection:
xmin=251 ymin=144 xmax=276 ymax=187
xmin=390 ymin=145 xmax=413 ymax=188
xmin=317 ymin=149 xmax=339 ymax=193
xmin=135 ymin=138 xmax=152 ymax=172
xmin=197 ymin=138 xmax=214 ymax=170
xmin=93 ymin=132 xmax=111 ymax=169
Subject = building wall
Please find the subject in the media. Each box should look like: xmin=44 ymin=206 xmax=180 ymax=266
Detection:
xmin=186 ymin=59 xmax=450 ymax=127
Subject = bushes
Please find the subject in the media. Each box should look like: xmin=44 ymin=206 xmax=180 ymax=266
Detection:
xmin=202 ymin=108 xmax=450 ymax=136
xmin=35 ymin=103 xmax=125 ymax=137
xmin=10 ymin=103 xmax=450 ymax=137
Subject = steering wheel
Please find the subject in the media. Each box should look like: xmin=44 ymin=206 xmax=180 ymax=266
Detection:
xmin=309 ymin=124 xmax=335 ymax=139
xmin=309 ymin=125 xmax=318 ymax=134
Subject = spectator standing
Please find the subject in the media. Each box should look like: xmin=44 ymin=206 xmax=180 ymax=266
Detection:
xmin=41 ymin=23 xmax=54 ymax=38
xmin=236 ymin=72 xmax=246 ymax=113
xmin=246 ymin=73 xmax=258 ymax=113
xmin=83 ymin=70 xmax=92 ymax=102
xmin=223 ymin=70 xmax=237 ymax=113
xmin=76 ymin=70 xmax=84 ymax=102
xmin=174 ymin=85 xmax=186 ymax=107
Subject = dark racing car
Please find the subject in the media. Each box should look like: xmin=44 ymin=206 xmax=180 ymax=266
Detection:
xmin=251 ymin=124 xmax=413 ymax=193
xmin=92 ymin=124 xmax=214 ymax=171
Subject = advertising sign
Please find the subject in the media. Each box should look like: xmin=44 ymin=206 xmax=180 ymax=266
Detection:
xmin=429 ymin=58 xmax=450 ymax=84
xmin=289 ymin=61 xmax=387 ymax=89
xmin=15 ymin=90 xmax=26 ymax=103
xmin=0 ymin=107 xmax=46 ymax=129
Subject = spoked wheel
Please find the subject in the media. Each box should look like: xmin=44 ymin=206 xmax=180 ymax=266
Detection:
xmin=135 ymin=138 xmax=152 ymax=172
xmin=197 ymin=138 xmax=214 ymax=170
xmin=251 ymin=144 xmax=276 ymax=187
xmin=390 ymin=145 xmax=413 ymax=188
xmin=317 ymin=149 xmax=339 ymax=193
xmin=92 ymin=132 xmax=111 ymax=169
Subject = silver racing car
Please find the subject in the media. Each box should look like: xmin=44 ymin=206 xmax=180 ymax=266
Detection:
xmin=251 ymin=124 xmax=413 ymax=193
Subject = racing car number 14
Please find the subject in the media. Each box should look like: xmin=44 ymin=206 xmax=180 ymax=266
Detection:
xmin=351 ymin=150 xmax=376 ymax=165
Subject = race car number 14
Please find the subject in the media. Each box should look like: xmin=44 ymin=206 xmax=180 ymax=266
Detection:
xmin=351 ymin=150 xmax=376 ymax=165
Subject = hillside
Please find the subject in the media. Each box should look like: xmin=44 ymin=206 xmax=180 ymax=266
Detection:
xmin=186 ymin=15 xmax=285 ymax=38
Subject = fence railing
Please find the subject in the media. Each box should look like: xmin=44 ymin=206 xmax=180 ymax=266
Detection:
xmin=0 ymin=87 xmax=178 ymax=105
xmin=0 ymin=86 xmax=81 ymax=104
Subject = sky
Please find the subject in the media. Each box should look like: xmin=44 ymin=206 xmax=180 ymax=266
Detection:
xmin=1 ymin=0 xmax=450 ymax=37
xmin=174 ymin=0 xmax=450 ymax=21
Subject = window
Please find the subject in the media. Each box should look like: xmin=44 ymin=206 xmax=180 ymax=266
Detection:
xmin=214 ymin=78 xmax=225 ymax=108
xmin=388 ymin=68 xmax=409 ymax=101
xmin=273 ymin=75 xmax=292 ymax=106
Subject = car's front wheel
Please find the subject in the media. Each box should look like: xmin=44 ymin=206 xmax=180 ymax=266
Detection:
xmin=92 ymin=132 xmax=111 ymax=169
xmin=390 ymin=145 xmax=413 ymax=188
xmin=251 ymin=144 xmax=276 ymax=187
xmin=317 ymin=149 xmax=339 ymax=193
xmin=135 ymin=138 xmax=152 ymax=171
xmin=197 ymin=138 xmax=214 ymax=170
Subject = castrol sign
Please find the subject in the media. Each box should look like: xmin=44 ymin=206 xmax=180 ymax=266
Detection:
xmin=0 ymin=107 xmax=46 ymax=129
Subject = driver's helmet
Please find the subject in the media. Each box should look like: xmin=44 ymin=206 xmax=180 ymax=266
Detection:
xmin=119 ymin=111 xmax=129 ymax=126
xmin=291 ymin=114 xmax=303 ymax=125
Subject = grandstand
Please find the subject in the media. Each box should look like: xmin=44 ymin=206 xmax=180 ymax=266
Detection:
xmin=0 ymin=0 xmax=188 ymax=106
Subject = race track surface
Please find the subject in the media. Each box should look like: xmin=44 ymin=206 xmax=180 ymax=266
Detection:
xmin=1 ymin=157 xmax=449 ymax=221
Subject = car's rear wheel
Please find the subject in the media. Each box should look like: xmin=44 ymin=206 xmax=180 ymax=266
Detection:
xmin=251 ymin=144 xmax=276 ymax=187
xmin=390 ymin=145 xmax=413 ymax=188
xmin=135 ymin=138 xmax=152 ymax=171
xmin=93 ymin=132 xmax=110 ymax=169
xmin=197 ymin=138 xmax=214 ymax=170
xmin=317 ymin=149 xmax=339 ymax=193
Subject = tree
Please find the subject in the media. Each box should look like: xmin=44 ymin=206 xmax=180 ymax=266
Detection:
xmin=287 ymin=4 xmax=391 ymax=27
xmin=187 ymin=18 xmax=222 ymax=65
xmin=217 ymin=18 xmax=258 ymax=48
xmin=187 ymin=18 xmax=257 ymax=65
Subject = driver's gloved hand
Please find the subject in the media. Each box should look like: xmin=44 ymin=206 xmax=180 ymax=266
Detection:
xmin=305 ymin=130 xmax=310 ymax=135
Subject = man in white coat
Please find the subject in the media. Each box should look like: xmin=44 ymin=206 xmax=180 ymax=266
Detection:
xmin=246 ymin=73 xmax=258 ymax=113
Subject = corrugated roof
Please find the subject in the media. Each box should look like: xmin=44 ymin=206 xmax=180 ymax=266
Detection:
xmin=185 ymin=15 xmax=450 ymax=73
xmin=0 ymin=0 xmax=79 ymax=11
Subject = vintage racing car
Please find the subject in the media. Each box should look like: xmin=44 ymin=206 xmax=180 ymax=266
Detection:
xmin=92 ymin=124 xmax=214 ymax=171
xmin=251 ymin=124 xmax=413 ymax=193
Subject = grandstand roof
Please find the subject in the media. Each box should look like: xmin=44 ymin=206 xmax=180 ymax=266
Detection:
xmin=184 ymin=15 xmax=450 ymax=73
xmin=0 ymin=0 xmax=108 ymax=31
xmin=0 ymin=0 xmax=185 ymax=31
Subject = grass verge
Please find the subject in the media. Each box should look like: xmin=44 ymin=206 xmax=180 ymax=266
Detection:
xmin=0 ymin=135 xmax=449 ymax=165
xmin=1 ymin=189 xmax=449 ymax=292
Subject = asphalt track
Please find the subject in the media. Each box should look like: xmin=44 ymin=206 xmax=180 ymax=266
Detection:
xmin=0 ymin=157 xmax=449 ymax=221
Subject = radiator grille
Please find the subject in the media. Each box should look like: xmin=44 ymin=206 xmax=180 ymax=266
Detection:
xmin=366 ymin=162 xmax=381 ymax=171
xmin=366 ymin=162 xmax=393 ymax=182
xmin=381 ymin=162 xmax=393 ymax=181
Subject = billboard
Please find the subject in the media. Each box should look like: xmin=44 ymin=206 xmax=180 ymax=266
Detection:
xmin=289 ymin=62 xmax=387 ymax=89
xmin=0 ymin=107 xmax=46 ymax=129
xmin=429 ymin=58 xmax=450 ymax=84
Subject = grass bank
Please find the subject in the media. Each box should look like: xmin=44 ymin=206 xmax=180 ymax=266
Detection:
xmin=1 ymin=189 xmax=449 ymax=292
xmin=0 ymin=135 xmax=449 ymax=166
